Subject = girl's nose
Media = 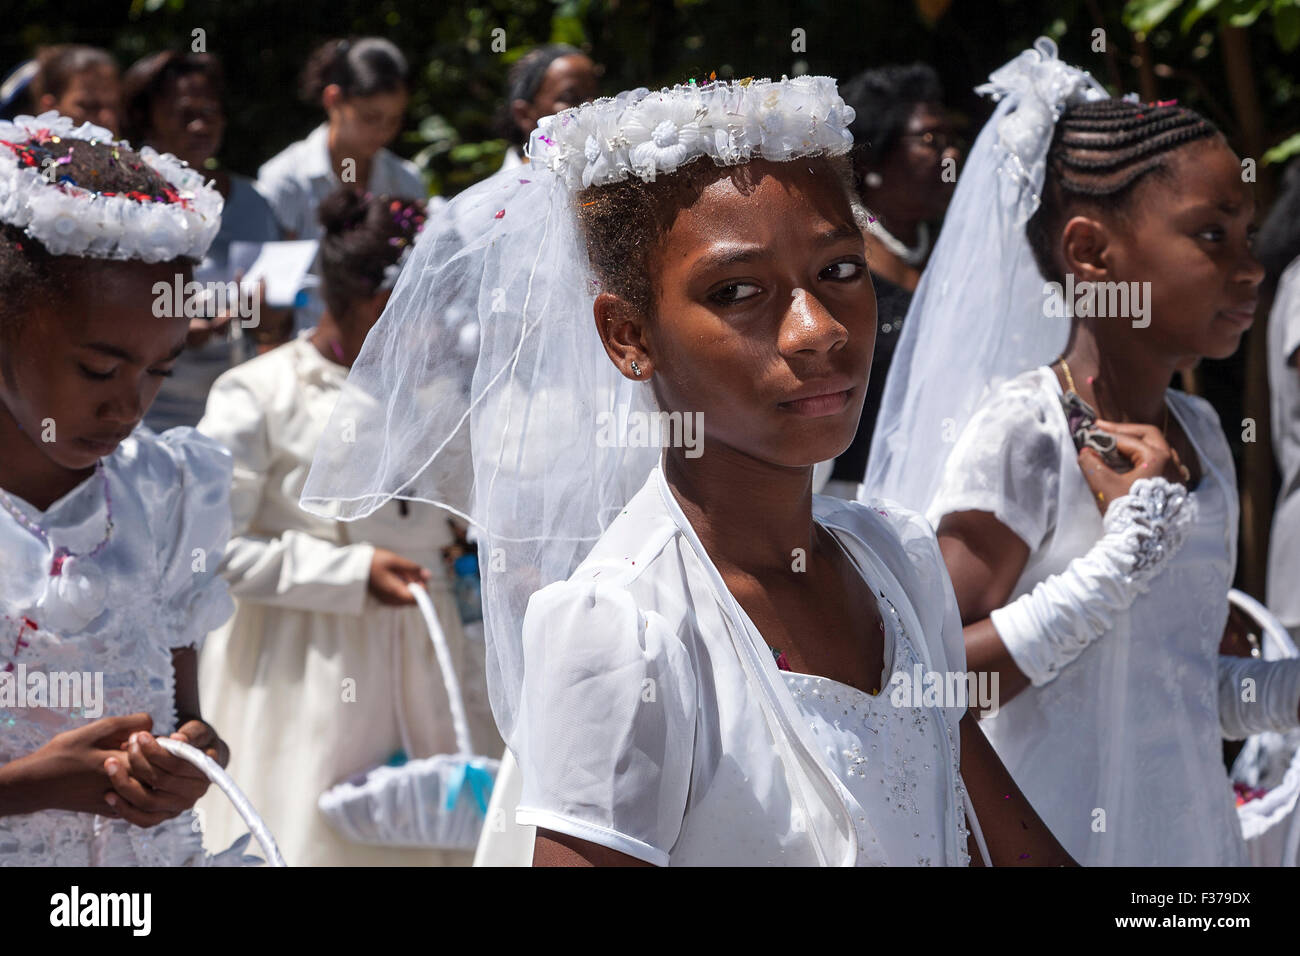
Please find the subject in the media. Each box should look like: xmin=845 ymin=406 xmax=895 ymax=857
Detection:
xmin=779 ymin=287 xmax=847 ymax=356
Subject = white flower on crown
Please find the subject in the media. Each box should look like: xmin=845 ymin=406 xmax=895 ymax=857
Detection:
xmin=623 ymin=87 xmax=708 ymax=181
xmin=529 ymin=76 xmax=857 ymax=190
xmin=0 ymin=111 xmax=222 ymax=262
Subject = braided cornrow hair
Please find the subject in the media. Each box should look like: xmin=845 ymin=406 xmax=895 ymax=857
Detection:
xmin=1026 ymin=98 xmax=1220 ymax=285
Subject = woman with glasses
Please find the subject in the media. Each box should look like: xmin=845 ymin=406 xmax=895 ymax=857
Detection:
xmin=823 ymin=63 xmax=962 ymax=498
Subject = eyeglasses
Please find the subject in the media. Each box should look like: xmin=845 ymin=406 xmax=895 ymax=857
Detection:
xmin=900 ymin=130 xmax=960 ymax=153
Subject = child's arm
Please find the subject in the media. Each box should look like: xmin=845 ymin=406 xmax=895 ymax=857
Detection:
xmin=0 ymin=713 xmax=151 ymax=819
xmin=959 ymin=711 xmax=1077 ymax=866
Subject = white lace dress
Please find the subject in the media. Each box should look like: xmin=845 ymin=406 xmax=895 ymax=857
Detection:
xmin=929 ymin=366 xmax=1261 ymax=865
xmin=781 ymin=606 xmax=971 ymax=866
xmin=0 ymin=428 xmax=236 ymax=866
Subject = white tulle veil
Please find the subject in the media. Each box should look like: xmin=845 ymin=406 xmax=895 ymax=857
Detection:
xmin=864 ymin=38 xmax=1108 ymax=507
xmin=300 ymin=77 xmax=857 ymax=750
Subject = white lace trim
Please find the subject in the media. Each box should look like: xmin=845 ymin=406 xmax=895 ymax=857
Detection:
xmin=1102 ymin=476 xmax=1194 ymax=581
xmin=528 ymin=76 xmax=856 ymax=189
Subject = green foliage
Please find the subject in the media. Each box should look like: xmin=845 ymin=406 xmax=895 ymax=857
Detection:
xmin=2 ymin=0 xmax=1296 ymax=194
xmin=1123 ymin=0 xmax=1300 ymax=50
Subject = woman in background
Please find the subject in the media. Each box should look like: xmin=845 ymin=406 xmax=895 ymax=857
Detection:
xmin=258 ymin=37 xmax=429 ymax=336
xmin=824 ymin=64 xmax=960 ymax=497
xmin=258 ymin=37 xmax=425 ymax=241
xmin=29 ymin=44 xmax=121 ymax=133
xmin=195 ymin=189 xmax=499 ymax=866
xmin=123 ymin=51 xmax=287 ymax=432
xmin=495 ymin=44 xmax=600 ymax=171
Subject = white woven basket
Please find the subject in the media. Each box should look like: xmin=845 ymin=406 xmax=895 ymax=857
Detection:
xmin=1227 ymin=589 xmax=1300 ymax=866
xmin=317 ymin=583 xmax=499 ymax=850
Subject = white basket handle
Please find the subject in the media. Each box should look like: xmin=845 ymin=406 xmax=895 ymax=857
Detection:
xmin=408 ymin=582 xmax=475 ymax=757
xmin=1229 ymin=589 xmax=1299 ymax=661
xmin=155 ymin=736 xmax=287 ymax=867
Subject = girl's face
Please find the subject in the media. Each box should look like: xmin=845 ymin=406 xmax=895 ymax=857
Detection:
xmin=1100 ymin=138 xmax=1264 ymax=364
xmin=147 ymin=73 xmax=225 ymax=170
xmin=45 ymin=67 xmax=121 ymax=135
xmin=0 ymin=261 xmax=189 ymax=473
xmin=326 ymin=88 xmax=408 ymax=160
xmin=872 ymin=102 xmax=960 ymax=218
xmin=513 ymin=55 xmax=601 ymax=139
xmin=631 ymin=159 xmax=875 ymax=468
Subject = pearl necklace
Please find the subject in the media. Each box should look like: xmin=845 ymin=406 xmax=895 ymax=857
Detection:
xmin=0 ymin=460 xmax=114 ymax=576
xmin=867 ymin=219 xmax=930 ymax=267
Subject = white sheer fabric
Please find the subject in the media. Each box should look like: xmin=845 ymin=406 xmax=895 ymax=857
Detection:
xmin=513 ymin=463 xmax=979 ymax=866
xmin=0 ymin=428 xmax=236 ymax=865
xmin=927 ymin=367 xmax=1287 ymax=865
xmin=865 ymin=38 xmax=1106 ymax=504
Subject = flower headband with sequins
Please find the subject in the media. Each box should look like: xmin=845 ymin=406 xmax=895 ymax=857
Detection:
xmin=0 ymin=111 xmax=223 ymax=262
xmin=528 ymin=75 xmax=857 ymax=190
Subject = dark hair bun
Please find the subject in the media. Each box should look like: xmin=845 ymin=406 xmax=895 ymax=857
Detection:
xmin=317 ymin=187 xmax=372 ymax=236
xmin=317 ymin=187 xmax=426 ymax=316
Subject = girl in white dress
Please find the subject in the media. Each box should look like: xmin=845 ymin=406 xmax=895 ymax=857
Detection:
xmin=196 ymin=189 xmax=500 ymax=866
xmin=303 ymin=78 xmax=1073 ymax=866
xmin=867 ymin=41 xmax=1300 ymax=866
xmin=0 ymin=112 xmax=242 ymax=865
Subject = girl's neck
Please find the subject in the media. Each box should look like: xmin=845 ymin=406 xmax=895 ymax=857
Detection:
xmin=310 ymin=310 xmax=365 ymax=367
xmin=1059 ymin=324 xmax=1178 ymax=424
xmin=0 ymin=407 xmax=94 ymax=511
xmin=663 ymin=444 xmax=820 ymax=576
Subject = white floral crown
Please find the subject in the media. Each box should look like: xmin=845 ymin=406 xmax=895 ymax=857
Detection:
xmin=0 ymin=111 xmax=222 ymax=262
xmin=528 ymin=75 xmax=857 ymax=190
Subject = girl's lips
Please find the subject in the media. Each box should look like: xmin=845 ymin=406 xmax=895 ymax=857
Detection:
xmin=76 ymin=437 xmax=121 ymax=456
xmin=779 ymin=388 xmax=853 ymax=417
xmin=1217 ymin=308 xmax=1256 ymax=329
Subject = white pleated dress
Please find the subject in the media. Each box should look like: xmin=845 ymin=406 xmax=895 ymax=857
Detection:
xmin=195 ymin=334 xmax=501 ymax=866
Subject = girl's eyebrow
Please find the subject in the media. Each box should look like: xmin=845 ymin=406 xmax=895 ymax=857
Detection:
xmin=690 ymin=225 xmax=863 ymax=276
xmin=82 ymin=341 xmax=185 ymax=364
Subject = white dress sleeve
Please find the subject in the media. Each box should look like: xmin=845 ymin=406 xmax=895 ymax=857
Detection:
xmin=198 ymin=370 xmax=375 ymax=614
xmin=513 ymin=578 xmax=697 ymax=866
xmin=149 ymin=428 xmax=236 ymax=650
xmin=927 ymin=376 xmax=1061 ymax=551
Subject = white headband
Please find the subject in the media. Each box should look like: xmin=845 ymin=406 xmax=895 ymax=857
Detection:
xmin=0 ymin=111 xmax=222 ymax=262
xmin=528 ymin=75 xmax=857 ymax=190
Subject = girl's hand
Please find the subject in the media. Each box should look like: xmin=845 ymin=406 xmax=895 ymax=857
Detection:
xmin=1079 ymin=419 xmax=1182 ymax=514
xmin=0 ymin=713 xmax=153 ymax=818
xmin=103 ymin=722 xmax=227 ymax=828
xmin=368 ymin=547 xmax=431 ymax=605
xmin=171 ymin=718 xmax=230 ymax=769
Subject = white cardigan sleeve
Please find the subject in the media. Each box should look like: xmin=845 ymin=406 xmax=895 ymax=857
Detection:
xmin=198 ymin=370 xmax=375 ymax=615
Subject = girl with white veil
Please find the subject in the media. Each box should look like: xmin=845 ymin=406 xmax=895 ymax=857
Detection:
xmin=867 ymin=38 xmax=1300 ymax=865
xmin=302 ymin=76 xmax=1073 ymax=865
